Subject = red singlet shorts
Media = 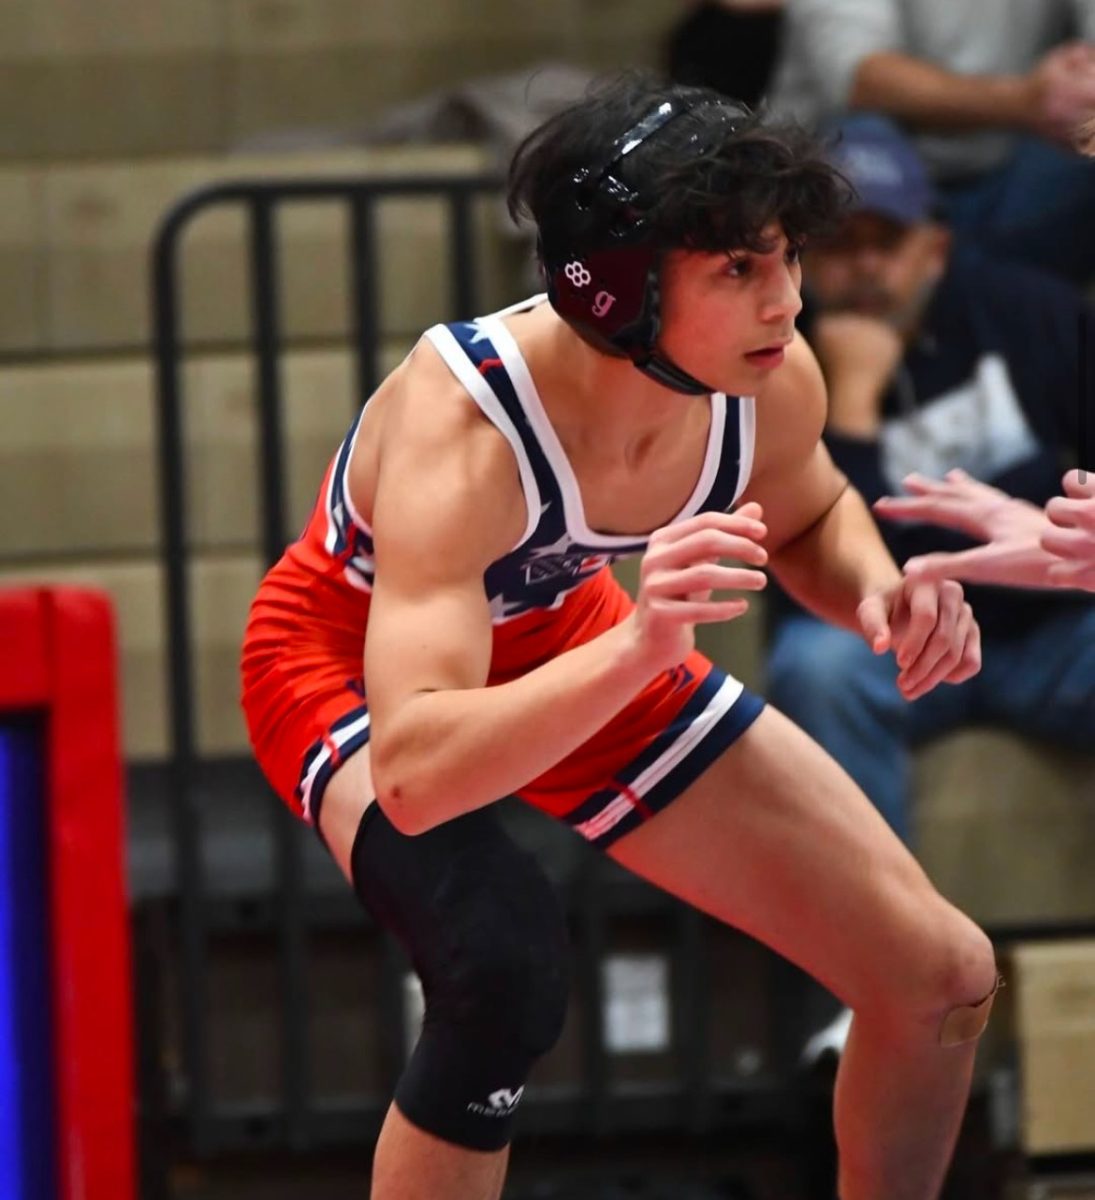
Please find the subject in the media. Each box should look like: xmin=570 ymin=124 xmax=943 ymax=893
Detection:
xmin=241 ymin=562 xmax=764 ymax=850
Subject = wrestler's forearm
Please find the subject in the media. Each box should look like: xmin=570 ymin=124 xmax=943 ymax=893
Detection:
xmin=768 ymin=484 xmax=902 ymax=631
xmin=370 ymin=619 xmax=659 ymax=834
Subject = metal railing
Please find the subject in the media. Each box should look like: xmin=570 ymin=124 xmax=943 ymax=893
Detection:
xmin=150 ymin=174 xmax=510 ymax=1155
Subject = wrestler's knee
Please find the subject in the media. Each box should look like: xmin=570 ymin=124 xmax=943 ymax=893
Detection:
xmin=860 ymin=899 xmax=999 ymax=1048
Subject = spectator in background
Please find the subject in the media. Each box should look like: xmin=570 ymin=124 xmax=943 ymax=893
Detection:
xmin=769 ymin=0 xmax=1095 ymax=284
xmin=666 ymin=0 xmax=786 ymax=108
xmin=765 ymin=114 xmax=1095 ymax=852
xmin=765 ymin=113 xmax=1095 ymax=1064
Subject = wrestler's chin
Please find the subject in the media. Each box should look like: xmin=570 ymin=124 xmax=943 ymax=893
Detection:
xmin=713 ymin=357 xmax=785 ymax=396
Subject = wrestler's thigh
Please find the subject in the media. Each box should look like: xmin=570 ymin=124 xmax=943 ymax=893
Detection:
xmin=607 ymin=706 xmax=986 ymax=1014
xmin=319 ymin=749 xmax=377 ymax=884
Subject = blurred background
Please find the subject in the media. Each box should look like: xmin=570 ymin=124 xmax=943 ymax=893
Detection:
xmin=1 ymin=1 xmax=1095 ymax=1197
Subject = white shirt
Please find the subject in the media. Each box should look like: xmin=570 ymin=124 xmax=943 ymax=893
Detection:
xmin=770 ymin=0 xmax=1095 ymax=179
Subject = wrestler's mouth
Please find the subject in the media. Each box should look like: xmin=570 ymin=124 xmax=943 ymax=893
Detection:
xmin=744 ymin=342 xmax=789 ymax=367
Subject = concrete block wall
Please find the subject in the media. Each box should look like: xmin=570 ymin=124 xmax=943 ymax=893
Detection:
xmin=0 ymin=0 xmax=680 ymax=162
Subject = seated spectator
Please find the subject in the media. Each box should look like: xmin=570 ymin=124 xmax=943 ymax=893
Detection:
xmin=766 ymin=114 xmax=1095 ymax=1065
xmin=665 ymin=0 xmax=786 ymax=109
xmin=877 ymin=468 xmax=1095 ymax=593
xmin=769 ymin=0 xmax=1095 ymax=284
xmin=765 ymin=114 xmax=1095 ymax=850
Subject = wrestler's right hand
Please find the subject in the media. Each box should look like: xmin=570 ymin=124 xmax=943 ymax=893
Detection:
xmin=626 ymin=502 xmax=768 ymax=673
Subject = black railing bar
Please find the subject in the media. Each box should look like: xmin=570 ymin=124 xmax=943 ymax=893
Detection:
xmin=154 ymin=176 xmax=502 ymax=255
xmin=348 ymin=195 xmax=382 ymax=409
xmin=577 ymin=859 xmax=609 ymax=1137
xmin=448 ymin=190 xmax=476 ymax=320
xmin=676 ymin=905 xmax=712 ymax=1134
xmin=248 ymin=196 xmax=312 ymax=1143
xmin=248 ymin=198 xmax=289 ymax=569
xmin=150 ymin=209 xmax=210 ymax=1147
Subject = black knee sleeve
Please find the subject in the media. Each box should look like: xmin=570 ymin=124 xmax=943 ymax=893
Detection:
xmin=350 ymin=802 xmax=570 ymax=1151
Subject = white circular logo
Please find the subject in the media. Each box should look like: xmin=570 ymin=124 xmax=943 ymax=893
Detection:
xmin=564 ymin=260 xmax=592 ymax=288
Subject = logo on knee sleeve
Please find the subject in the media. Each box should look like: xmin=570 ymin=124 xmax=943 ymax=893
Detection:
xmin=467 ymin=1086 xmax=525 ymax=1117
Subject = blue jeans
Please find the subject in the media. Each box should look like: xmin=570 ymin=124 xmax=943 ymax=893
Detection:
xmin=765 ymin=607 xmax=1095 ymax=845
xmin=941 ymin=138 xmax=1095 ymax=285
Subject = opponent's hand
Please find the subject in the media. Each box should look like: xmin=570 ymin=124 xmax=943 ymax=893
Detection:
xmin=628 ymin=503 xmax=769 ymax=673
xmin=901 ymin=538 xmax=1053 ymax=589
xmin=1044 ymin=470 xmax=1095 ymax=591
xmin=874 ymin=469 xmax=1047 ymax=543
xmin=856 ymin=576 xmax=981 ymax=702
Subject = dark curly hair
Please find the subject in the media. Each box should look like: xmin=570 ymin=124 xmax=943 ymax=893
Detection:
xmin=507 ymin=71 xmax=852 ymax=259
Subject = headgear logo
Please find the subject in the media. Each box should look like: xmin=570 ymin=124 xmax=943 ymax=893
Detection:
xmin=564 ymin=260 xmax=592 ymax=288
xmin=591 ymin=290 xmax=616 ymax=319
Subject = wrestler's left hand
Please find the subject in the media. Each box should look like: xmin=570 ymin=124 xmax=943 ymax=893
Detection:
xmin=856 ymin=577 xmax=981 ymax=702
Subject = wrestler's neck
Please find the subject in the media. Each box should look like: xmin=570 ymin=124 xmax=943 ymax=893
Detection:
xmin=505 ymin=301 xmax=707 ymax=455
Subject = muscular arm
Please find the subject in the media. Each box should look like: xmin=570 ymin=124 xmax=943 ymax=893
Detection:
xmin=741 ymin=335 xmax=902 ymax=632
xmin=362 ymin=347 xmax=656 ymax=835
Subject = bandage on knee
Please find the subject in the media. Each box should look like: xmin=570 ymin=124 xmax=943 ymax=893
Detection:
xmin=939 ymin=974 xmax=1004 ymax=1047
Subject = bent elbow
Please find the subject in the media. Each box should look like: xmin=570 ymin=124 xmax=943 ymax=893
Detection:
xmin=374 ymin=787 xmax=429 ymax=836
xmin=370 ymin=748 xmax=434 ymax=837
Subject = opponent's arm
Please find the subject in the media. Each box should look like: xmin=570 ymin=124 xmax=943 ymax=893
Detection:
xmin=895 ymin=470 xmax=1095 ymax=592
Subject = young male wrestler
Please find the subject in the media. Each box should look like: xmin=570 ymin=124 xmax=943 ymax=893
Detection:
xmin=242 ymin=75 xmax=998 ymax=1200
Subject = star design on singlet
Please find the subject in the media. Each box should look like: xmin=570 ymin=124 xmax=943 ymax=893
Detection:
xmin=524 ymin=530 xmax=575 ymax=561
xmin=463 ymin=318 xmax=494 ymax=345
xmin=489 ymin=588 xmax=572 ymax=621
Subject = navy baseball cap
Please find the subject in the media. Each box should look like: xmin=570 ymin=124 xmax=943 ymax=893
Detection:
xmin=825 ymin=114 xmax=935 ymax=225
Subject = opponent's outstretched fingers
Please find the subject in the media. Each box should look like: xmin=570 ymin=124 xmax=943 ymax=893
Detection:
xmin=1047 ymin=559 xmax=1095 ymax=590
xmin=1046 ymin=494 xmax=1095 ymax=532
xmin=1041 ymin=524 xmax=1095 ymax=561
xmin=1061 ymin=470 xmax=1095 ymax=501
xmin=900 ymin=471 xmax=952 ymax=496
xmin=873 ymin=493 xmax=961 ymax=525
xmin=903 ymin=545 xmax=1024 ymax=585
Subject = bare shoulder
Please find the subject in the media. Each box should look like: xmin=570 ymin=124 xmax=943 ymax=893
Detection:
xmin=749 ymin=330 xmax=827 ymax=479
xmin=358 ymin=335 xmax=529 ymax=576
